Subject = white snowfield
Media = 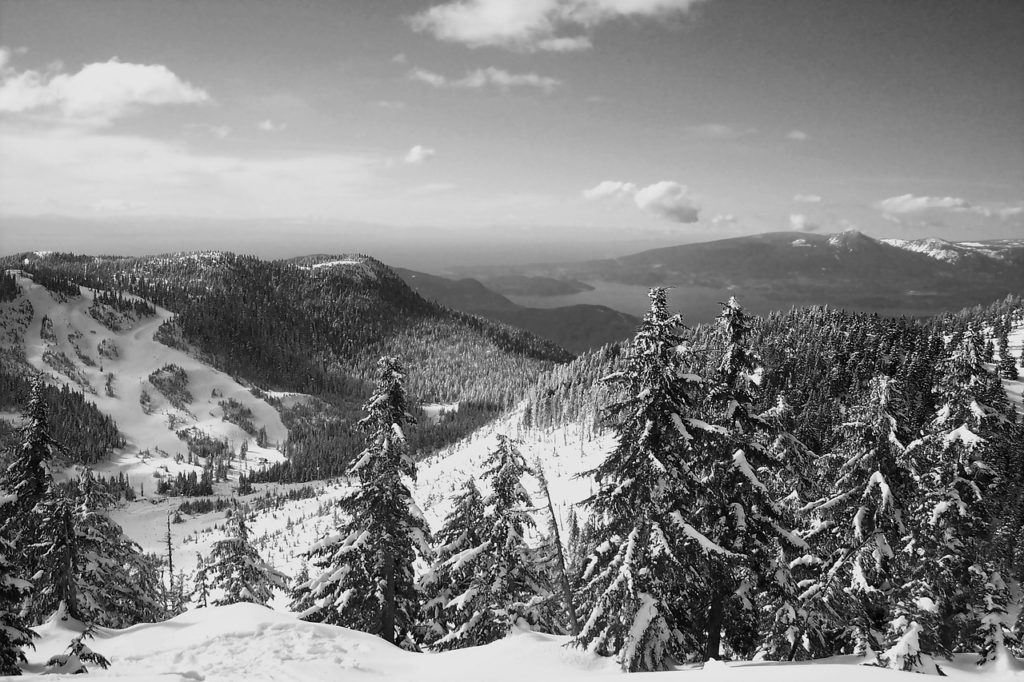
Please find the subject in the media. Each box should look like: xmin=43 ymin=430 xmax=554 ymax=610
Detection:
xmin=2 ymin=272 xmax=288 ymax=482
xmin=21 ymin=603 xmax=1022 ymax=681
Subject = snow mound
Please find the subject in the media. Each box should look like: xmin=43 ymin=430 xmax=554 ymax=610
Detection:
xmin=21 ymin=603 xmax=1020 ymax=680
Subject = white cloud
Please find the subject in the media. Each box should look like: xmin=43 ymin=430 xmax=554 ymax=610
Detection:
xmin=634 ymin=181 xmax=700 ymax=223
xmin=683 ymin=123 xmax=756 ymax=140
xmin=876 ymin=194 xmax=1024 ymax=221
xmin=408 ymin=182 xmax=457 ymax=195
xmin=0 ymin=57 xmax=209 ymax=126
xmin=584 ymin=179 xmax=700 ymax=222
xmin=0 ymin=126 xmax=381 ymax=218
xmin=786 ymin=130 xmax=809 ymax=141
xmin=408 ymin=66 xmax=561 ymax=92
xmin=392 ymin=53 xmax=408 ymax=64
xmin=711 ymin=213 xmax=737 ymax=225
xmin=257 ymin=119 xmax=287 ymax=132
xmin=877 ymin=194 xmax=969 ymax=214
xmin=789 ymin=213 xmax=819 ymax=232
xmin=409 ymin=0 xmax=707 ymax=52
xmin=793 ymin=193 xmax=822 ymax=203
xmin=404 ymin=145 xmax=437 ymax=164
xmin=582 ymin=180 xmax=636 ymax=200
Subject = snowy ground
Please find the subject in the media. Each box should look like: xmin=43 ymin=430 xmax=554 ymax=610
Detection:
xmin=20 ymin=603 xmax=1023 ymax=681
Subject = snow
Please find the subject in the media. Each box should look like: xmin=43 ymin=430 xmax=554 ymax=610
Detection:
xmin=305 ymin=259 xmax=363 ymax=269
xmin=18 ymin=603 xmax=1022 ymax=680
xmin=421 ymin=402 xmax=460 ymax=425
xmin=943 ymin=424 xmax=985 ymax=449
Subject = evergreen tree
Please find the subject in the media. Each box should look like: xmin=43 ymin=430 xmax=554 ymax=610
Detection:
xmin=0 ymin=377 xmax=57 ymax=537
xmin=295 ymin=357 xmax=431 ymax=648
xmin=996 ymin=331 xmax=1018 ymax=380
xmin=803 ymin=376 xmax=915 ymax=660
xmin=0 ymin=513 xmax=35 ymax=675
xmin=208 ymin=513 xmax=287 ymax=607
xmin=192 ymin=553 xmax=211 ymax=608
xmin=419 ymin=477 xmax=487 ymax=647
xmin=692 ymin=298 xmax=812 ymax=662
xmin=573 ymin=288 xmax=713 ymax=671
xmin=428 ymin=436 xmax=551 ymax=650
xmin=30 ymin=491 xmax=81 ymax=622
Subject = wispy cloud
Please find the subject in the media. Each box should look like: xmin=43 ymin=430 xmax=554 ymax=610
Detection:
xmin=786 ymin=129 xmax=809 ymax=141
xmin=789 ymin=213 xmax=819 ymax=232
xmin=257 ymin=119 xmax=287 ymax=132
xmin=409 ymin=0 xmax=708 ymax=52
xmin=404 ymin=145 xmax=436 ymax=164
xmin=876 ymin=193 xmax=1023 ymax=221
xmin=793 ymin=193 xmax=822 ymax=203
xmin=0 ymin=56 xmax=209 ymax=126
xmin=408 ymin=66 xmax=561 ymax=92
xmin=683 ymin=123 xmax=756 ymax=140
xmin=584 ymin=179 xmax=700 ymax=223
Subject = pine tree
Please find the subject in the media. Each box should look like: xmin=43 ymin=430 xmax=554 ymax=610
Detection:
xmin=208 ymin=513 xmax=287 ymax=607
xmin=0 ymin=377 xmax=58 ymax=540
xmin=428 ymin=436 xmax=551 ymax=650
xmin=419 ymin=477 xmax=487 ymax=647
xmin=0 ymin=527 xmax=35 ymax=675
xmin=693 ymin=298 xmax=812 ymax=662
xmin=296 ymin=357 xmax=430 ymax=648
xmin=996 ymin=330 xmax=1018 ymax=380
xmin=192 ymin=553 xmax=211 ymax=608
xmin=573 ymin=288 xmax=713 ymax=671
xmin=30 ymin=491 xmax=81 ymax=622
xmin=803 ymin=376 xmax=915 ymax=660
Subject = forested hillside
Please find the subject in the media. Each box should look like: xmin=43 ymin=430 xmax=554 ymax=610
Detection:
xmin=1 ymin=252 xmax=574 ymax=477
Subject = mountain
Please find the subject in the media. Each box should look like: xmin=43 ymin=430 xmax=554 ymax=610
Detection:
xmin=0 ymin=252 xmax=574 ymax=478
xmin=393 ymin=267 xmax=638 ymax=353
xmin=453 ymin=231 xmax=1024 ymax=319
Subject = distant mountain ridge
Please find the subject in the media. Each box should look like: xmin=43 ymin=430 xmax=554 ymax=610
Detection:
xmin=392 ymin=267 xmax=638 ymax=353
xmin=453 ymin=230 xmax=1024 ymax=319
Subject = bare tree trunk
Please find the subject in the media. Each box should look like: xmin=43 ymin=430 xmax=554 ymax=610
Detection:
xmin=536 ymin=462 xmax=580 ymax=636
xmin=164 ymin=513 xmax=175 ymax=614
xmin=382 ymin=549 xmax=396 ymax=644
xmin=705 ymin=592 xmax=725 ymax=661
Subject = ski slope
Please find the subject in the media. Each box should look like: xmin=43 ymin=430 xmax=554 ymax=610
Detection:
xmin=1 ymin=272 xmax=288 ymax=482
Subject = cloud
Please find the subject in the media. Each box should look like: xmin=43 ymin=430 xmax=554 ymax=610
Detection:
xmin=683 ymin=123 xmax=756 ymax=140
xmin=392 ymin=53 xmax=408 ymax=64
xmin=634 ymin=181 xmax=700 ymax=223
xmin=409 ymin=0 xmax=707 ymax=52
xmin=711 ymin=214 xmax=737 ymax=225
xmin=408 ymin=66 xmax=561 ymax=92
xmin=404 ymin=145 xmax=437 ymax=164
xmin=257 ymin=119 xmax=287 ymax=132
xmin=0 ymin=57 xmax=209 ymax=126
xmin=0 ymin=126 xmax=381 ymax=218
xmin=793 ymin=193 xmax=822 ymax=203
xmin=786 ymin=130 xmax=809 ymax=141
xmin=408 ymin=182 xmax=457 ymax=195
xmin=876 ymin=194 xmax=1024 ymax=221
xmin=789 ymin=213 xmax=819 ymax=232
xmin=582 ymin=180 xmax=636 ymax=200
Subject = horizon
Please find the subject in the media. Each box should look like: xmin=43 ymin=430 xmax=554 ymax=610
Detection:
xmin=1 ymin=0 xmax=1022 ymax=267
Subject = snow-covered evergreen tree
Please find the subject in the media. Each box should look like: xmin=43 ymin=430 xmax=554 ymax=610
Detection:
xmin=694 ymin=298 xmax=814 ymax=662
xmin=0 ymin=508 xmax=35 ymax=675
xmin=803 ymin=376 xmax=915 ymax=660
xmin=30 ymin=491 xmax=81 ymax=623
xmin=295 ymin=356 xmax=431 ymax=648
xmin=208 ymin=512 xmax=287 ymax=607
xmin=419 ymin=477 xmax=486 ymax=647
xmin=573 ymin=287 xmax=713 ymax=671
xmin=192 ymin=553 xmax=211 ymax=609
xmin=428 ymin=436 xmax=551 ymax=650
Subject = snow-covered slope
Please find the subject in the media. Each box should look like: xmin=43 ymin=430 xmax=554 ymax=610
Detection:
xmin=882 ymin=237 xmax=1024 ymax=264
xmin=21 ymin=603 xmax=1022 ymax=680
xmin=1 ymin=272 xmax=287 ymax=480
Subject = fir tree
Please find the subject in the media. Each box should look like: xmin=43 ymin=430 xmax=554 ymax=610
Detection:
xmin=996 ymin=331 xmax=1018 ymax=380
xmin=0 ymin=519 xmax=35 ymax=675
xmin=0 ymin=377 xmax=58 ymax=537
xmin=30 ymin=491 xmax=81 ymax=622
xmin=192 ymin=553 xmax=211 ymax=608
xmin=296 ymin=357 xmax=430 ymax=648
xmin=208 ymin=513 xmax=287 ymax=607
xmin=428 ymin=436 xmax=551 ymax=650
xmin=419 ymin=477 xmax=487 ymax=647
xmin=803 ymin=376 xmax=915 ymax=660
xmin=573 ymin=288 xmax=712 ymax=671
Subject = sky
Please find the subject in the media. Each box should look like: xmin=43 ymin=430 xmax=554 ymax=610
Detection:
xmin=0 ymin=0 xmax=1021 ymax=268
